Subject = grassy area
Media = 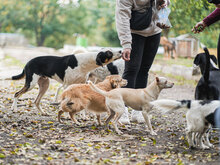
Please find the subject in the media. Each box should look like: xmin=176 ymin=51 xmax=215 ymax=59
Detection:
xmin=153 ymin=70 xmax=197 ymax=87
xmin=2 ymin=55 xmax=25 ymax=68
xmin=154 ymin=54 xmax=194 ymax=67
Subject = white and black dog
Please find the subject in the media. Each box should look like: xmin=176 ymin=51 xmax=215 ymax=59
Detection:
xmin=151 ymin=99 xmax=220 ymax=149
xmin=193 ymin=48 xmax=220 ymax=100
xmin=4 ymin=49 xmax=121 ymax=115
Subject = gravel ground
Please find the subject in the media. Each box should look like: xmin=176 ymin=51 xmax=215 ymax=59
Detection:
xmin=0 ymin=52 xmax=219 ymax=164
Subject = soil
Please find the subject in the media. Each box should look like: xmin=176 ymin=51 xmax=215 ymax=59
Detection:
xmin=0 ymin=58 xmax=219 ymax=164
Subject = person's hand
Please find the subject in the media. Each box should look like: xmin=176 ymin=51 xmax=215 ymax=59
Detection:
xmin=122 ymin=48 xmax=131 ymax=61
xmin=157 ymin=0 xmax=166 ymax=10
xmin=192 ymin=21 xmax=206 ymax=33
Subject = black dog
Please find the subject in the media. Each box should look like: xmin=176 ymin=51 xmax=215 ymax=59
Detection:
xmin=193 ymin=50 xmax=218 ymax=75
xmin=194 ymin=48 xmax=220 ymax=100
xmin=4 ymin=49 xmax=122 ymax=115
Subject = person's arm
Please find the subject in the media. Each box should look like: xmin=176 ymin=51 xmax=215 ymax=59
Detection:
xmin=192 ymin=8 xmax=220 ymax=33
xmin=115 ymin=0 xmax=133 ymax=61
xmin=115 ymin=0 xmax=133 ymax=50
xmin=203 ymin=8 xmax=220 ymax=26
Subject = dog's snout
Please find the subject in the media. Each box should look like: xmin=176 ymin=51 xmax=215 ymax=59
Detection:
xmin=119 ymin=50 xmax=122 ymax=54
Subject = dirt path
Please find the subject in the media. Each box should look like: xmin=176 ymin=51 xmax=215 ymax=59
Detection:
xmin=0 ymin=57 xmax=219 ymax=164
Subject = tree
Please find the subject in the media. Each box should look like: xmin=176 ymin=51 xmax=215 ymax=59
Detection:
xmin=169 ymin=0 xmax=219 ymax=47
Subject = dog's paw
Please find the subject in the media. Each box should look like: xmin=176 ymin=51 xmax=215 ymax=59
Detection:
xmin=190 ymin=146 xmax=197 ymax=150
xmin=42 ymin=111 xmax=50 ymax=116
xmin=201 ymin=144 xmax=210 ymax=150
xmin=116 ymin=130 xmax=123 ymax=135
xmin=150 ymin=131 xmax=157 ymax=136
xmin=74 ymin=121 xmax=81 ymax=125
xmin=86 ymin=80 xmax=92 ymax=84
xmin=58 ymin=119 xmax=63 ymax=123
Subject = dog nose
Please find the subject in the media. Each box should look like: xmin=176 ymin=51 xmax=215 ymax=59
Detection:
xmin=119 ymin=50 xmax=122 ymax=54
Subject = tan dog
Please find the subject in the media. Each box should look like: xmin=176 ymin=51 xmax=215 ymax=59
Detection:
xmin=88 ymin=77 xmax=174 ymax=135
xmin=160 ymin=36 xmax=176 ymax=60
xmin=58 ymin=75 xmax=127 ymax=125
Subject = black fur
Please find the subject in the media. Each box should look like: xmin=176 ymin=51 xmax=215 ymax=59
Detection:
xmin=180 ymin=100 xmax=191 ymax=109
xmin=20 ymin=55 xmax=78 ymax=83
xmin=195 ymin=48 xmax=220 ymax=100
xmin=199 ymin=100 xmax=212 ymax=106
xmin=96 ymin=51 xmax=113 ymax=66
xmin=205 ymin=108 xmax=220 ymax=127
xmin=106 ymin=63 xmax=119 ymax=75
xmin=193 ymin=52 xmax=218 ymax=75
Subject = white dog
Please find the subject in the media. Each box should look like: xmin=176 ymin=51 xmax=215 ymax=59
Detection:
xmin=151 ymin=99 xmax=220 ymax=149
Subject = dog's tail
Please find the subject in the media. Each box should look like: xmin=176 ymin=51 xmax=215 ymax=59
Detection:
xmin=60 ymin=97 xmax=85 ymax=112
xmin=150 ymin=99 xmax=191 ymax=114
xmin=203 ymin=47 xmax=210 ymax=84
xmin=1 ymin=70 xmax=25 ymax=80
xmin=88 ymin=80 xmax=108 ymax=97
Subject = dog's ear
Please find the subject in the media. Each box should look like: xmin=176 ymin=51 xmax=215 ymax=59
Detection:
xmin=193 ymin=54 xmax=201 ymax=65
xmin=110 ymin=77 xmax=117 ymax=89
xmin=156 ymin=77 xmax=160 ymax=83
xmin=210 ymin=55 xmax=218 ymax=65
xmin=105 ymin=50 xmax=113 ymax=58
xmin=96 ymin=52 xmax=104 ymax=67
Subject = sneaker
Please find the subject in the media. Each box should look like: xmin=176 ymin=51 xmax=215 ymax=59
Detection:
xmin=131 ymin=110 xmax=145 ymax=123
xmin=118 ymin=107 xmax=130 ymax=124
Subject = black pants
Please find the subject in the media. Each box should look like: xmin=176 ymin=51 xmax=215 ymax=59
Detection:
xmin=123 ymin=33 xmax=161 ymax=89
xmin=218 ymin=33 xmax=220 ymax=67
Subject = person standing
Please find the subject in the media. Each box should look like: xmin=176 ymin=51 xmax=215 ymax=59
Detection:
xmin=115 ymin=0 xmax=170 ymax=89
xmin=115 ymin=0 xmax=170 ymax=124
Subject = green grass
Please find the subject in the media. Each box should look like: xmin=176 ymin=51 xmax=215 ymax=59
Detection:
xmin=153 ymin=70 xmax=197 ymax=87
xmin=154 ymin=54 xmax=194 ymax=67
xmin=3 ymin=55 xmax=25 ymax=68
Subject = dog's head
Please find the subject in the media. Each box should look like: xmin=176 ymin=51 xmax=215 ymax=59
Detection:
xmin=106 ymin=75 xmax=127 ymax=89
xmin=193 ymin=52 xmax=218 ymax=75
xmin=96 ymin=49 xmax=122 ymax=67
xmin=155 ymin=77 xmax=174 ymax=89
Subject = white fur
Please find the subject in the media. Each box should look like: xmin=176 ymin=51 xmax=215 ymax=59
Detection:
xmin=151 ymin=99 xmax=220 ymax=149
xmin=10 ymin=50 xmax=122 ymax=114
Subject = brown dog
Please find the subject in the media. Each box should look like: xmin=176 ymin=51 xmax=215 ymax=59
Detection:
xmin=58 ymin=75 xmax=127 ymax=125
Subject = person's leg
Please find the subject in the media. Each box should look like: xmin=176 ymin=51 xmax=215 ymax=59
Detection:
xmin=215 ymin=108 xmax=220 ymax=152
xmin=135 ymin=33 xmax=161 ymax=88
xmin=217 ymin=33 xmax=220 ymax=68
xmin=123 ymin=33 xmax=145 ymax=88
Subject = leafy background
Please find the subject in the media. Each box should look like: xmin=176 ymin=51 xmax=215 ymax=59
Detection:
xmin=0 ymin=0 xmax=219 ymax=49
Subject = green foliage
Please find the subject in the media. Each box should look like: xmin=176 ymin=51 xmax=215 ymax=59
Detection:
xmin=169 ymin=0 xmax=219 ymax=47
xmin=0 ymin=0 xmax=219 ymax=48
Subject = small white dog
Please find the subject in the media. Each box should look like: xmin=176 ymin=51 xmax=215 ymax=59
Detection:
xmin=151 ymin=99 xmax=220 ymax=149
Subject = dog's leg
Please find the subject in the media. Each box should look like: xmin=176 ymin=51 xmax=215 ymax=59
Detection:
xmin=69 ymin=112 xmax=80 ymax=125
xmin=198 ymin=132 xmax=209 ymax=150
xmin=112 ymin=109 xmax=124 ymax=135
xmin=54 ymin=84 xmax=63 ymax=102
xmin=142 ymin=110 xmax=157 ymax=135
xmin=105 ymin=109 xmax=115 ymax=130
xmin=35 ymin=77 xmax=49 ymax=115
xmin=58 ymin=110 xmax=64 ymax=123
xmin=186 ymin=130 xmax=194 ymax=149
xmin=96 ymin=114 xmax=102 ymax=126
xmin=12 ymin=83 xmax=31 ymax=112
xmin=204 ymin=129 xmax=214 ymax=148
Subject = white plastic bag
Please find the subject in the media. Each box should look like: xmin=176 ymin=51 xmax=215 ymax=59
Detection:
xmin=156 ymin=7 xmax=172 ymax=29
